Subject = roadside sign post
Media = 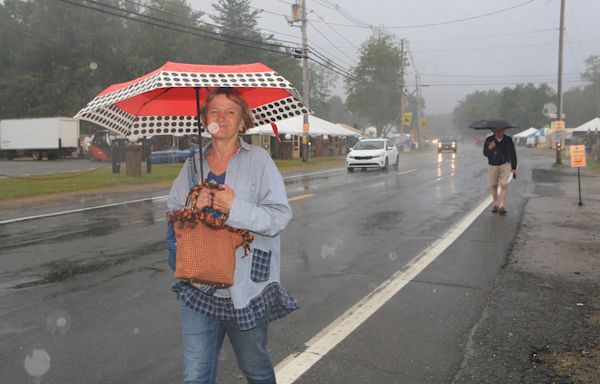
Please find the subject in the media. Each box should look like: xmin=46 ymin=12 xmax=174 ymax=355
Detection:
xmin=552 ymin=120 xmax=565 ymax=164
xmin=569 ymin=145 xmax=586 ymax=206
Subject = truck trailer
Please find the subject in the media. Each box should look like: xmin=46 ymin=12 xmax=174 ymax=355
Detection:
xmin=0 ymin=117 xmax=80 ymax=160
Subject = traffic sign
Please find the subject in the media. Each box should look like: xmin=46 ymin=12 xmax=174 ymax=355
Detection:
xmin=402 ymin=112 xmax=413 ymax=127
xmin=570 ymin=145 xmax=586 ymax=168
xmin=551 ymin=120 xmax=565 ymax=131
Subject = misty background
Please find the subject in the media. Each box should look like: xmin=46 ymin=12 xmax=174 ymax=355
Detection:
xmin=1 ymin=0 xmax=599 ymax=139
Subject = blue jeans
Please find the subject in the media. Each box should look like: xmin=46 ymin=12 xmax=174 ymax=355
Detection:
xmin=181 ymin=304 xmax=276 ymax=384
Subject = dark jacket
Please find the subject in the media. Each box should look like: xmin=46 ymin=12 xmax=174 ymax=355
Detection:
xmin=483 ymin=135 xmax=517 ymax=170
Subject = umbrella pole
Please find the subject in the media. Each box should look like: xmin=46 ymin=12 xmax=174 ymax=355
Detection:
xmin=194 ymin=87 xmax=204 ymax=182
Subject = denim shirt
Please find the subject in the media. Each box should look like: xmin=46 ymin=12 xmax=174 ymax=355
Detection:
xmin=167 ymin=139 xmax=293 ymax=310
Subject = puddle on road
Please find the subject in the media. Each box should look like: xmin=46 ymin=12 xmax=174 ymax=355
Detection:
xmin=360 ymin=210 xmax=403 ymax=234
xmin=8 ymin=240 xmax=165 ymax=290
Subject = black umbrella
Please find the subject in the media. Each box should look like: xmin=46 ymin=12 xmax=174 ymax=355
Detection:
xmin=469 ymin=118 xmax=518 ymax=130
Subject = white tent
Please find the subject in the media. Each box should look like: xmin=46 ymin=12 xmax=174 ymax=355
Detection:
xmin=513 ymin=127 xmax=538 ymax=137
xmin=572 ymin=117 xmax=600 ymax=132
xmin=246 ymin=115 xmax=360 ymax=137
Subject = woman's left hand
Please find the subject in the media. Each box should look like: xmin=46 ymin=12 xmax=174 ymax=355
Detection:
xmin=212 ymin=185 xmax=235 ymax=214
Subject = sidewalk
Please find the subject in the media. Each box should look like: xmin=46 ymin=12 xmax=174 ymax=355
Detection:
xmin=453 ymin=165 xmax=600 ymax=383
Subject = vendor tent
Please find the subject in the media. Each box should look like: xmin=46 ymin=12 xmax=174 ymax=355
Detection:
xmin=572 ymin=117 xmax=600 ymax=132
xmin=513 ymin=127 xmax=538 ymax=138
xmin=246 ymin=115 xmax=360 ymax=137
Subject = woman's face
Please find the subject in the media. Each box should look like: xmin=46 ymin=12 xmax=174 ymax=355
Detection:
xmin=205 ymin=94 xmax=244 ymax=140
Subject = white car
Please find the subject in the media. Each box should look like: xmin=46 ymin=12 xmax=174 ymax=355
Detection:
xmin=346 ymin=138 xmax=399 ymax=172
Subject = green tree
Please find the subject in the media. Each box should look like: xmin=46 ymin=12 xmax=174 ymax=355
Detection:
xmin=344 ymin=30 xmax=404 ymax=136
xmin=564 ymin=86 xmax=597 ymax=127
xmin=581 ymin=55 xmax=600 ymax=117
xmin=126 ymin=0 xmax=210 ymax=73
xmin=210 ymin=0 xmax=267 ymax=64
xmin=0 ymin=0 xmax=132 ymax=118
xmin=498 ymin=83 xmax=553 ymax=129
xmin=308 ymin=64 xmax=337 ymax=118
xmin=452 ymin=90 xmax=500 ymax=130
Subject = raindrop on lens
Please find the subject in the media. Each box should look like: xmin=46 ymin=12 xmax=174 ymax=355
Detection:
xmin=388 ymin=252 xmax=398 ymax=261
xmin=46 ymin=311 xmax=70 ymax=336
xmin=207 ymin=122 xmax=219 ymax=134
xmin=24 ymin=349 xmax=50 ymax=378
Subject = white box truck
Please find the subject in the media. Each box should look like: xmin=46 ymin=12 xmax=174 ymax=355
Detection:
xmin=0 ymin=117 xmax=80 ymax=160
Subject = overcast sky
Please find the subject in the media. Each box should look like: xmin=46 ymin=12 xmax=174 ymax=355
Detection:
xmin=193 ymin=0 xmax=600 ymax=115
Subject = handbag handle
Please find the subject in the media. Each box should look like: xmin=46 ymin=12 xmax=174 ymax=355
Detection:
xmin=171 ymin=182 xmax=229 ymax=230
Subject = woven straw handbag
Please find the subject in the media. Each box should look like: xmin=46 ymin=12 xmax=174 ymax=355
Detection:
xmin=166 ymin=183 xmax=253 ymax=288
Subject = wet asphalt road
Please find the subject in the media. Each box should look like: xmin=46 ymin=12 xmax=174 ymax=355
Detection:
xmin=0 ymin=158 xmax=110 ymax=178
xmin=0 ymin=145 xmax=551 ymax=383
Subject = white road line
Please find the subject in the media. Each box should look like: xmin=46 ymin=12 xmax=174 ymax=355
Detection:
xmin=0 ymin=196 xmax=167 ymax=225
xmin=0 ymin=168 xmax=343 ymax=224
xmin=275 ymin=194 xmax=493 ymax=383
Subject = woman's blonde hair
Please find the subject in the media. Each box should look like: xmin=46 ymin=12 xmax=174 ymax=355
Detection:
xmin=201 ymin=88 xmax=254 ymax=133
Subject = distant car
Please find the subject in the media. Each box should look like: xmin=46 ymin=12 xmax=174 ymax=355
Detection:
xmin=346 ymin=138 xmax=399 ymax=172
xmin=438 ymin=137 xmax=457 ymax=153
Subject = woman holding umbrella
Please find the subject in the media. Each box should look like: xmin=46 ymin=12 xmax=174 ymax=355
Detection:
xmin=166 ymin=87 xmax=299 ymax=384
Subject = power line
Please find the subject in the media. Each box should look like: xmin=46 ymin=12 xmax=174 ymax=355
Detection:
xmin=411 ymin=28 xmax=558 ymax=44
xmin=309 ymin=48 xmax=355 ymax=79
xmin=307 ymin=18 xmax=357 ymax=67
xmin=309 ymin=10 xmax=360 ymax=57
xmin=311 ymin=0 xmax=370 ymax=28
xmin=420 ymin=72 xmax=580 ymax=79
xmin=421 ymin=78 xmax=586 ymax=87
xmin=412 ymin=38 xmax=600 ymax=53
xmin=306 ymin=0 xmax=538 ymax=29
xmin=57 ymin=0 xmax=297 ymax=57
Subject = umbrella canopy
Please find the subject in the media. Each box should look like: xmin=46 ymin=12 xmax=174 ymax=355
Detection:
xmin=469 ymin=118 xmax=518 ymax=130
xmin=74 ymin=61 xmax=311 ymax=141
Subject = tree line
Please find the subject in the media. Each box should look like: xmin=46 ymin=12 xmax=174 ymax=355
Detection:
xmin=452 ymin=55 xmax=600 ymax=134
xmin=0 ymin=0 xmax=358 ymax=130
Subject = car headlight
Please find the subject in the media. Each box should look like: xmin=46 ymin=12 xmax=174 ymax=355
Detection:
xmin=438 ymin=142 xmax=442 ymax=147
xmin=452 ymin=143 xmax=456 ymax=147
xmin=376 ymin=152 xmax=385 ymax=158
xmin=347 ymin=155 xmax=354 ymax=159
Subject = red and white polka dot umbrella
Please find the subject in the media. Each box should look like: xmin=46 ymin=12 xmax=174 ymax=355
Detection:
xmin=75 ymin=61 xmax=310 ymax=141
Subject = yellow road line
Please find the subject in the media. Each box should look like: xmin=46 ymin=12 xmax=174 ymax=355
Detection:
xmin=288 ymin=193 xmax=314 ymax=202
xmin=398 ymin=169 xmax=417 ymax=176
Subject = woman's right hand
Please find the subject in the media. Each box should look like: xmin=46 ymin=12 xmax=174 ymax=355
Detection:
xmin=194 ymin=188 xmax=213 ymax=210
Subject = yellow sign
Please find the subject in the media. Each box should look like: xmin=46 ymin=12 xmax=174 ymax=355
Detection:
xmin=403 ymin=112 xmax=413 ymax=127
xmin=419 ymin=117 xmax=428 ymax=129
xmin=570 ymin=145 xmax=586 ymax=168
xmin=551 ymin=120 xmax=565 ymax=131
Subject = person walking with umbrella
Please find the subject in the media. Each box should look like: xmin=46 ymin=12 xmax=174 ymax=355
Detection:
xmin=483 ymin=127 xmax=517 ymax=215
xmin=167 ymin=88 xmax=299 ymax=384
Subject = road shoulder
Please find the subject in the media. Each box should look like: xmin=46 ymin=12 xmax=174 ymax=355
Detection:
xmin=452 ymin=167 xmax=600 ymax=383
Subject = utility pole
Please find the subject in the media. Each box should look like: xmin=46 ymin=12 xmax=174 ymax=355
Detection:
xmin=399 ymin=38 xmax=405 ymax=136
xmin=555 ymin=0 xmax=566 ymax=164
xmin=301 ymin=0 xmax=310 ymax=162
xmin=415 ymin=74 xmax=421 ymax=149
